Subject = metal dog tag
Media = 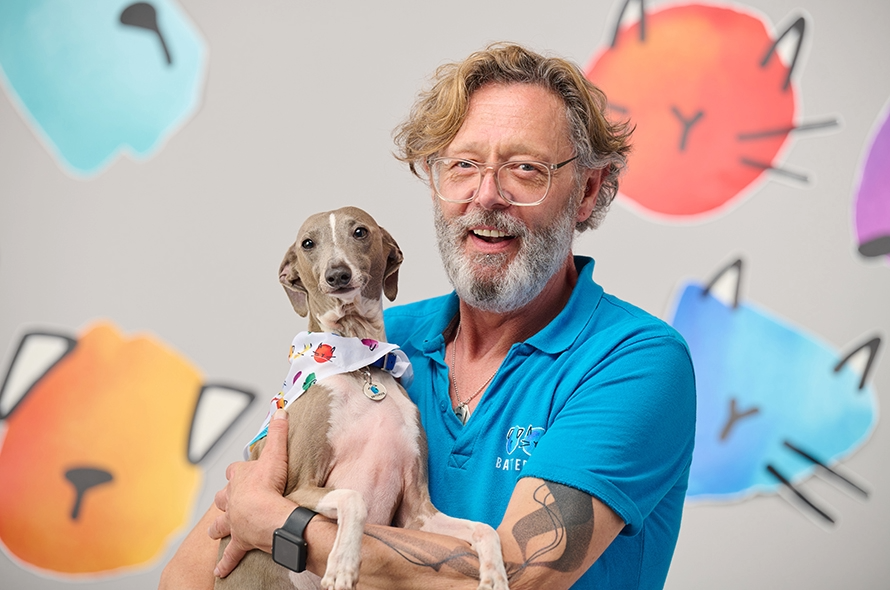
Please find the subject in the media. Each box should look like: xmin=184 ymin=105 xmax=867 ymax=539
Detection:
xmin=363 ymin=381 xmax=387 ymax=401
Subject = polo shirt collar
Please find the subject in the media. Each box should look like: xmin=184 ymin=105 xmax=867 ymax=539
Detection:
xmin=420 ymin=256 xmax=603 ymax=356
xmin=525 ymin=256 xmax=603 ymax=355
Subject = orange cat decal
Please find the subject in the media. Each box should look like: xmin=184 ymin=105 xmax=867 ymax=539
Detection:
xmin=0 ymin=322 xmax=255 ymax=577
xmin=586 ymin=0 xmax=837 ymax=219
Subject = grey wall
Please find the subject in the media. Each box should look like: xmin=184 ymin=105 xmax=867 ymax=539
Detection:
xmin=1 ymin=0 xmax=889 ymax=588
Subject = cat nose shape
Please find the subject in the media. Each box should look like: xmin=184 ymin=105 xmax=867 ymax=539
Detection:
xmin=65 ymin=467 xmax=114 ymax=520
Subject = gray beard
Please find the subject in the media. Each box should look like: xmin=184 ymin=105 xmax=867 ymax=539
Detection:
xmin=433 ymin=203 xmax=577 ymax=313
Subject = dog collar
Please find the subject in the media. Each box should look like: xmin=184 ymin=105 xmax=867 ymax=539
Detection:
xmin=245 ymin=331 xmax=413 ymax=457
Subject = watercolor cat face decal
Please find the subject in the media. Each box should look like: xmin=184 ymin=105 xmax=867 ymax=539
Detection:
xmin=669 ymin=260 xmax=880 ymax=524
xmin=853 ymin=99 xmax=890 ymax=262
xmin=585 ymin=1 xmax=837 ymax=219
xmin=0 ymin=322 xmax=255 ymax=577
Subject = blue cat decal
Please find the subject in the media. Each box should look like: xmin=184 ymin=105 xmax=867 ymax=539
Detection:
xmin=669 ymin=258 xmax=880 ymax=523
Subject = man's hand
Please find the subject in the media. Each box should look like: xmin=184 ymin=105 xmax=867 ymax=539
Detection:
xmin=208 ymin=408 xmax=295 ymax=578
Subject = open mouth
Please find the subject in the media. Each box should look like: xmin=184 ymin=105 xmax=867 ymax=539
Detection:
xmin=471 ymin=228 xmax=515 ymax=244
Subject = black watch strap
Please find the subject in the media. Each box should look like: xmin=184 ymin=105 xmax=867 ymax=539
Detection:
xmin=272 ymin=506 xmax=317 ymax=572
xmin=281 ymin=506 xmax=317 ymax=536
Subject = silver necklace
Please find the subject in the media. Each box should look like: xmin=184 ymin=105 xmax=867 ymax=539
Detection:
xmin=450 ymin=323 xmax=497 ymax=425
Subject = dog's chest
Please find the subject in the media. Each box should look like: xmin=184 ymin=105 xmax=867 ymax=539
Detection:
xmin=321 ymin=373 xmax=422 ymax=521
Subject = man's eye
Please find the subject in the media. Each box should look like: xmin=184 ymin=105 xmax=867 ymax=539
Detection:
xmin=301 ymin=239 xmax=314 ymax=250
xmin=353 ymin=227 xmax=368 ymax=239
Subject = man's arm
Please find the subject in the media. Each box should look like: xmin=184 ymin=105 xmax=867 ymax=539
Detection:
xmin=159 ymin=409 xmax=294 ymax=590
xmin=166 ymin=406 xmax=623 ymax=590
xmin=158 ymin=506 xmax=220 ymax=590
xmin=309 ymin=477 xmax=622 ymax=590
xmin=499 ymin=477 xmax=624 ymax=588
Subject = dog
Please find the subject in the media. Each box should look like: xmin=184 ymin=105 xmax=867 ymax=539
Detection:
xmin=216 ymin=207 xmax=509 ymax=590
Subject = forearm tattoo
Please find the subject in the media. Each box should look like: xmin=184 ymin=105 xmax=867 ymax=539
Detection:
xmin=366 ymin=482 xmax=594 ymax=584
xmin=505 ymin=482 xmax=594 ymax=578
xmin=364 ymin=528 xmax=482 ymax=579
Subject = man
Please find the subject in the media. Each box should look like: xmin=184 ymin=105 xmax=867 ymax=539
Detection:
xmin=161 ymin=42 xmax=695 ymax=589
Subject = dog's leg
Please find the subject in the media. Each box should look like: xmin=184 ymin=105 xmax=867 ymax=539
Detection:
xmin=290 ymin=487 xmax=368 ymax=590
xmin=419 ymin=511 xmax=509 ymax=590
xmin=396 ymin=490 xmax=509 ymax=590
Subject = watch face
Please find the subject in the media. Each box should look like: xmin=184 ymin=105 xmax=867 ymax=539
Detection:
xmin=272 ymin=529 xmax=307 ymax=572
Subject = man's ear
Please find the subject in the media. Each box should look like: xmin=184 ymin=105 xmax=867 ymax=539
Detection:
xmin=279 ymin=246 xmax=309 ymax=316
xmin=576 ymin=166 xmax=607 ymax=224
xmin=379 ymin=226 xmax=403 ymax=302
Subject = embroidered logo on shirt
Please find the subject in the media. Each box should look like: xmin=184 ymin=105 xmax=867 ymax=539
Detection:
xmin=495 ymin=424 xmax=546 ymax=472
xmin=506 ymin=425 xmax=546 ymax=456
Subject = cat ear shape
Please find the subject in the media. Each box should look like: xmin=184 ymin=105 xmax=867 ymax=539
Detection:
xmin=609 ymin=0 xmax=646 ymax=47
xmin=703 ymin=258 xmax=744 ymax=309
xmin=833 ymin=335 xmax=882 ymax=391
xmin=0 ymin=331 xmax=76 ymax=419
xmin=761 ymin=15 xmax=807 ymax=91
xmin=187 ymin=384 xmax=256 ymax=464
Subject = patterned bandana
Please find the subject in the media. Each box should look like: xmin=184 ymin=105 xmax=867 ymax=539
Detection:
xmin=245 ymin=331 xmax=413 ymax=457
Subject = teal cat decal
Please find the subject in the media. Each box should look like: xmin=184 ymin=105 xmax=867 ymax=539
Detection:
xmin=669 ymin=259 xmax=880 ymax=523
xmin=0 ymin=0 xmax=206 ymax=177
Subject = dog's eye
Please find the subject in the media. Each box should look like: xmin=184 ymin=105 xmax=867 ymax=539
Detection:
xmin=301 ymin=239 xmax=314 ymax=250
xmin=353 ymin=227 xmax=368 ymax=239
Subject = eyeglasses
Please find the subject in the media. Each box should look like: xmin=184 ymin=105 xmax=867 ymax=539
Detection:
xmin=427 ymin=155 xmax=578 ymax=206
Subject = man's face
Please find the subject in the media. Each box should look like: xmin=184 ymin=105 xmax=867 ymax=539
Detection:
xmin=431 ymin=83 xmax=595 ymax=313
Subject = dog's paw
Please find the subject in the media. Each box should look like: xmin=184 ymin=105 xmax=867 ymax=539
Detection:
xmin=477 ymin=559 xmax=510 ymax=590
xmin=320 ymin=553 xmax=361 ymax=590
xmin=472 ymin=522 xmax=510 ymax=590
xmin=319 ymin=569 xmax=358 ymax=590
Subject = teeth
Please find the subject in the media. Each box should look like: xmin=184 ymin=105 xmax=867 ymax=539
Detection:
xmin=473 ymin=228 xmax=510 ymax=238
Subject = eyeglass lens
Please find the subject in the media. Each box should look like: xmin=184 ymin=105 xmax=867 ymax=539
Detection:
xmin=431 ymin=159 xmax=552 ymax=205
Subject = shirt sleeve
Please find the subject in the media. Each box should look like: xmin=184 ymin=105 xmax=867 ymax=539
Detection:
xmin=519 ymin=332 xmax=696 ymax=535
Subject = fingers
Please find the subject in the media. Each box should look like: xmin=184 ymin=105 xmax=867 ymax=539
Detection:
xmin=207 ymin=511 xmax=230 ymax=541
xmin=214 ymin=540 xmax=248 ymax=578
xmin=258 ymin=408 xmax=289 ymax=465
xmin=207 ymin=407 xmax=292 ymax=579
xmin=214 ymin=487 xmax=228 ymax=513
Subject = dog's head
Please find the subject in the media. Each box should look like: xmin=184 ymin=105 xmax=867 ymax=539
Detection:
xmin=279 ymin=207 xmax=403 ymax=330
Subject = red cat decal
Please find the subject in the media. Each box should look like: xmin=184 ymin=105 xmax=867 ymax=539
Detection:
xmin=586 ymin=1 xmax=836 ymax=219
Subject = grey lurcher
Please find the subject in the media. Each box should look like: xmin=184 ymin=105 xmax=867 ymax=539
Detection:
xmin=215 ymin=207 xmax=509 ymax=590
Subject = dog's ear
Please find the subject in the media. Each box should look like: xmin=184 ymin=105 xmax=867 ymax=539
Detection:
xmin=279 ymin=246 xmax=309 ymax=317
xmin=380 ymin=226 xmax=403 ymax=302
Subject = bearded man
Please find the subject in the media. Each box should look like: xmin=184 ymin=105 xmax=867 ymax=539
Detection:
xmin=161 ymin=42 xmax=696 ymax=590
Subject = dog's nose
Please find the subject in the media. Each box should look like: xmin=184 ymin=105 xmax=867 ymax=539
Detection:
xmin=325 ymin=266 xmax=352 ymax=289
xmin=65 ymin=466 xmax=114 ymax=520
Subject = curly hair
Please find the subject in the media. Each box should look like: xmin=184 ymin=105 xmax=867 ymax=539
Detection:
xmin=393 ymin=42 xmax=632 ymax=231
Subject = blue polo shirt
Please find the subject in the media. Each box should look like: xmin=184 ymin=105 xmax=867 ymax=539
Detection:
xmin=384 ymin=256 xmax=695 ymax=589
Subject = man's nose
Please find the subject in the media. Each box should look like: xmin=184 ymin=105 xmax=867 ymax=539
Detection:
xmin=474 ymin=168 xmax=510 ymax=210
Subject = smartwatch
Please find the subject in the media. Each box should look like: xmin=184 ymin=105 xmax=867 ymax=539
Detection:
xmin=272 ymin=506 xmax=317 ymax=572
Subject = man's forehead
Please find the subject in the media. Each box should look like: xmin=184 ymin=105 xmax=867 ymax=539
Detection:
xmin=447 ymin=85 xmax=573 ymax=159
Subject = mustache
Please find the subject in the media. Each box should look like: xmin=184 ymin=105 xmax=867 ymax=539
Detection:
xmin=444 ymin=209 xmax=530 ymax=239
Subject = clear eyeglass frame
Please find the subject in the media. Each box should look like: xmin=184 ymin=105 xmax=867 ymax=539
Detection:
xmin=426 ymin=155 xmax=578 ymax=207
